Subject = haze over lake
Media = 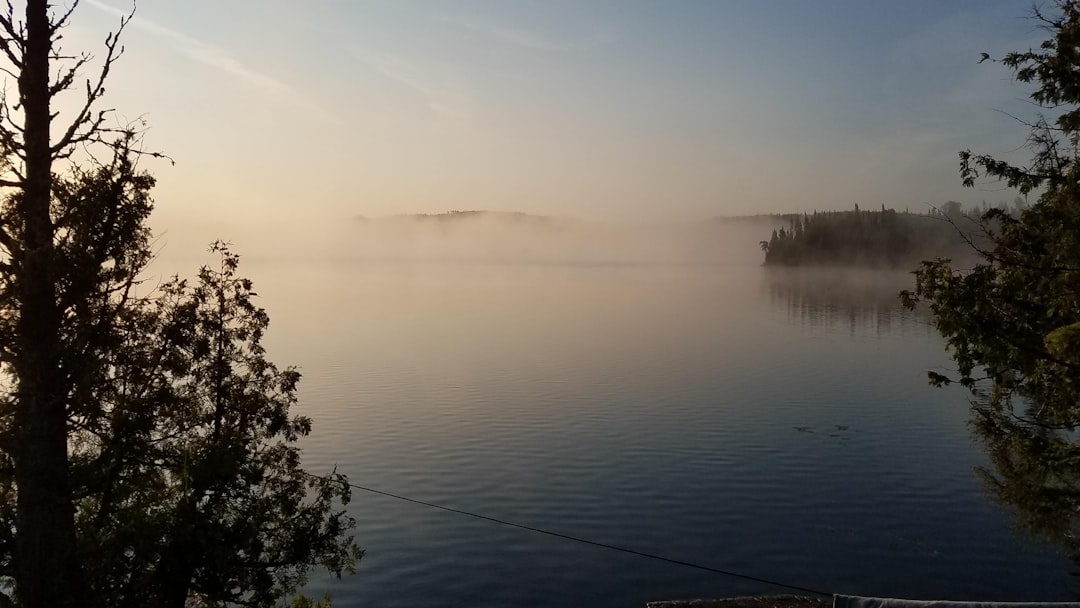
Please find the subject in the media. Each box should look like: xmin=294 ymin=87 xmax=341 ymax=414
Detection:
xmin=7 ymin=1 xmax=1078 ymax=606
xmin=172 ymin=216 xmax=1076 ymax=607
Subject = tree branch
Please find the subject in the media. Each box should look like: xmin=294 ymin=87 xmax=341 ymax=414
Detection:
xmin=50 ymin=9 xmax=131 ymax=159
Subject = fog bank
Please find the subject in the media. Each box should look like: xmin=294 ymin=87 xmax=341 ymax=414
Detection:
xmin=150 ymin=211 xmax=783 ymax=270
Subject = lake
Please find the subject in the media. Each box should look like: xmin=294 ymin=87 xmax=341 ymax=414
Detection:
xmin=236 ymin=257 xmax=1075 ymax=607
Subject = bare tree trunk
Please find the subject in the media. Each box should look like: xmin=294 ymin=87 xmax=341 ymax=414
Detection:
xmin=11 ymin=1 xmax=81 ymax=606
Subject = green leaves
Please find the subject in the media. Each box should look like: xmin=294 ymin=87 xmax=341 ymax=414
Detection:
xmin=913 ymin=0 xmax=1080 ymax=560
xmin=1044 ymin=321 xmax=1080 ymax=362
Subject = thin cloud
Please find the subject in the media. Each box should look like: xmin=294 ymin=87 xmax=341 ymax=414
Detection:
xmin=85 ymin=0 xmax=202 ymax=48
xmin=178 ymin=46 xmax=293 ymax=97
xmin=352 ymin=47 xmax=473 ymax=127
xmin=442 ymin=16 xmax=613 ymax=52
xmin=84 ymin=0 xmax=338 ymax=123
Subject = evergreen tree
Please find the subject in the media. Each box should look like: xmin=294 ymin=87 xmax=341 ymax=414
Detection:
xmin=0 ymin=3 xmax=359 ymax=606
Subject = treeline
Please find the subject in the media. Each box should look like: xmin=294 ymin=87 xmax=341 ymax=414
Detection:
xmin=760 ymin=203 xmax=1001 ymax=267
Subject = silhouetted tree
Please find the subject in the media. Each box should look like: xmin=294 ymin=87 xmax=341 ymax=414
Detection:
xmin=760 ymin=206 xmax=970 ymax=267
xmin=903 ymin=0 xmax=1080 ymax=558
xmin=0 ymin=3 xmax=359 ymax=607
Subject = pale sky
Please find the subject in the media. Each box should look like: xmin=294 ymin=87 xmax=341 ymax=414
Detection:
xmin=57 ymin=0 xmax=1044 ymax=233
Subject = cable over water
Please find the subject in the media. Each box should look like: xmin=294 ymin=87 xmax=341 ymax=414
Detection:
xmin=318 ymin=474 xmax=833 ymax=598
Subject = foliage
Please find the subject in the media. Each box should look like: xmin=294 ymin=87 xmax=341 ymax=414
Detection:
xmin=62 ymin=239 xmax=360 ymax=608
xmin=283 ymin=592 xmax=334 ymax=608
xmin=759 ymin=205 xmax=977 ymax=267
xmin=0 ymin=2 xmax=360 ymax=607
xmin=902 ymin=0 xmax=1080 ymax=557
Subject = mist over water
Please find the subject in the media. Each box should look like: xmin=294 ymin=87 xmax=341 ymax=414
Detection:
xmin=153 ymin=216 xmax=1075 ymax=606
xmin=150 ymin=212 xmax=780 ymax=270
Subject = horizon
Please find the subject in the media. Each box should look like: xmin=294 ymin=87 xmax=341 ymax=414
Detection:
xmin=55 ymin=0 xmax=1044 ymax=241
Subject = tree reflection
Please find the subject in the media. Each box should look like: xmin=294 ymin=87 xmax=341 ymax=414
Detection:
xmin=763 ymin=267 xmax=928 ymax=337
xmin=971 ymin=397 xmax=1080 ymax=566
xmin=769 ymin=265 xmax=1080 ymax=591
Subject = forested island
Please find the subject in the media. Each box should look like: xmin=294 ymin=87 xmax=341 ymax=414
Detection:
xmin=758 ymin=203 xmax=1012 ymax=267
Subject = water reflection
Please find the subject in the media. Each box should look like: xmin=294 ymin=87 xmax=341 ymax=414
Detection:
xmin=763 ymin=267 xmax=928 ymax=337
xmin=243 ymin=260 xmax=1075 ymax=605
xmin=971 ymin=399 xmax=1080 ymax=594
xmin=763 ymin=264 xmax=1080 ymax=596
xmin=763 ymin=266 xmax=1080 ymax=592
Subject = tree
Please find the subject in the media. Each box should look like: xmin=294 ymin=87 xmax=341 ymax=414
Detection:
xmin=758 ymin=207 xmax=968 ymax=268
xmin=902 ymin=0 xmax=1080 ymax=557
xmin=63 ymin=241 xmax=360 ymax=608
xmin=0 ymin=3 xmax=359 ymax=607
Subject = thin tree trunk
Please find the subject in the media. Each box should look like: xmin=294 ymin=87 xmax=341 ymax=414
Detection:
xmin=12 ymin=1 xmax=81 ymax=606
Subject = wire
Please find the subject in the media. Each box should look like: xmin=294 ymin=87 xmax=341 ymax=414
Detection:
xmin=335 ymin=478 xmax=834 ymax=598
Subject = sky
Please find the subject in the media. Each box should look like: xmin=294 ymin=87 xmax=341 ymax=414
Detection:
xmin=54 ymin=0 xmax=1047 ymax=237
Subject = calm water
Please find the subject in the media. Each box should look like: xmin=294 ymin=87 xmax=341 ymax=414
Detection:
xmin=241 ymin=260 xmax=1074 ymax=607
